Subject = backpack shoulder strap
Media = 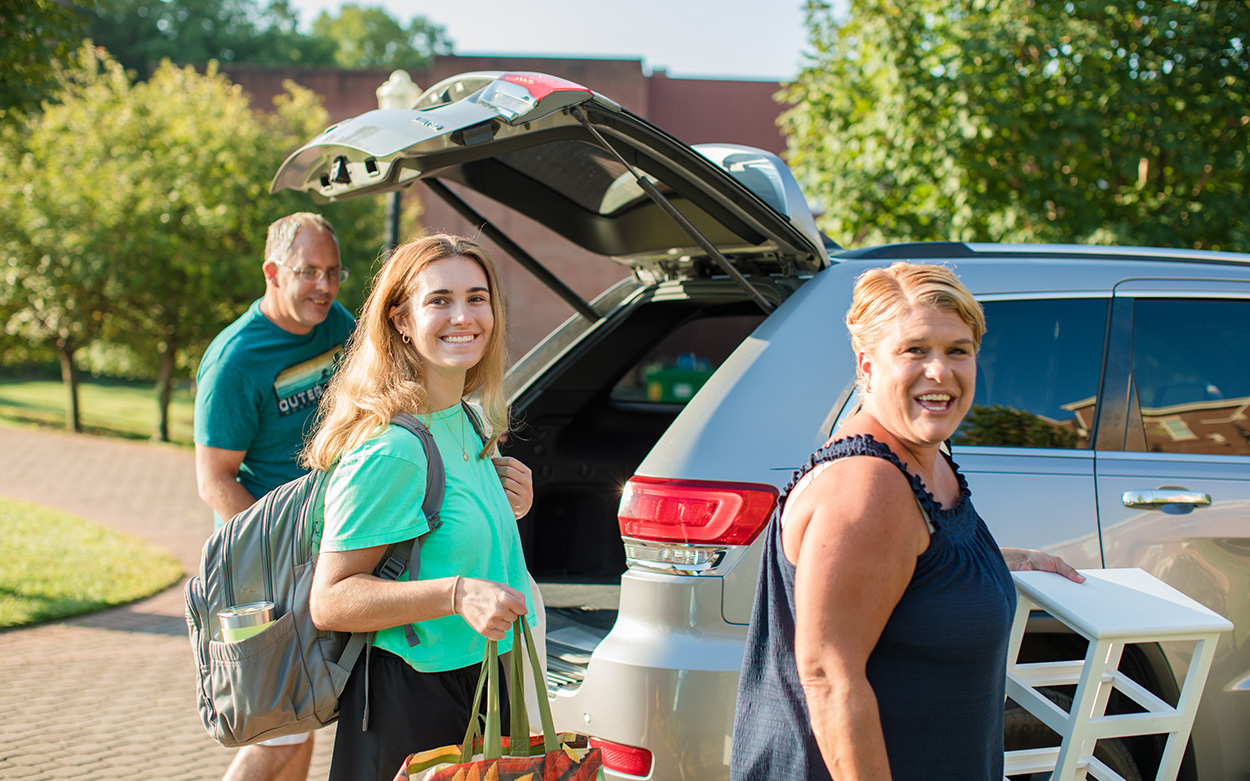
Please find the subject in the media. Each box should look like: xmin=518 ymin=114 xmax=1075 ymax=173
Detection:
xmin=461 ymin=400 xmax=490 ymax=456
xmin=390 ymin=413 xmax=446 ymax=530
xmin=337 ymin=413 xmax=453 ymax=685
xmin=370 ymin=413 xmax=446 ymax=648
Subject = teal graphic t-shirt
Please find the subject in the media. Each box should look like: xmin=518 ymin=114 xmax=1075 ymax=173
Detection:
xmin=195 ymin=299 xmax=354 ymax=505
xmin=320 ymin=403 xmax=535 ymax=672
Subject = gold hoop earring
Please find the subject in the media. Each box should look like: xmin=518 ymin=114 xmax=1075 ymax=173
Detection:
xmin=401 ymin=332 xmax=411 ymax=345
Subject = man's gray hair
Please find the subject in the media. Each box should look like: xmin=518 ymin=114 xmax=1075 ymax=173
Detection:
xmin=264 ymin=212 xmax=338 ymax=267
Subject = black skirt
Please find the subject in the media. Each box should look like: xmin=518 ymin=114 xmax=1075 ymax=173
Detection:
xmin=329 ymin=647 xmax=511 ymax=781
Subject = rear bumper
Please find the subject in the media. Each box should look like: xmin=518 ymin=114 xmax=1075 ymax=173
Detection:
xmin=548 ymin=569 xmax=746 ymax=781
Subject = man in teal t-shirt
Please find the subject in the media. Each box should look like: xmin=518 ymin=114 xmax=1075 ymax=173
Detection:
xmin=193 ymin=212 xmax=353 ymax=781
xmin=195 ymin=213 xmax=354 ymax=520
xmin=196 ymin=296 xmax=351 ymax=502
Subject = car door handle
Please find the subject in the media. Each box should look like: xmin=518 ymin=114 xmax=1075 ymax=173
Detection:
xmin=1122 ymin=489 xmax=1212 ymax=509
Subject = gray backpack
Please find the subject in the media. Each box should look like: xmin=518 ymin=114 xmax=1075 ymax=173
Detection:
xmin=184 ymin=406 xmax=485 ymax=746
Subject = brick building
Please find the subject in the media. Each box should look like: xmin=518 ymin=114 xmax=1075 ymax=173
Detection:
xmin=225 ymin=56 xmax=790 ymax=355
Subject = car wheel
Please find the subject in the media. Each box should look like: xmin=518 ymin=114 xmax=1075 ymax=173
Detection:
xmin=1004 ymin=689 xmax=1143 ymax=781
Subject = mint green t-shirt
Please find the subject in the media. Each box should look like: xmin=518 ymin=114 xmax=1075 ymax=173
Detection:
xmin=320 ymin=403 xmax=533 ymax=672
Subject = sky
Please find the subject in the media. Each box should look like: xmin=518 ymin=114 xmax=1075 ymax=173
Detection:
xmin=285 ymin=0 xmax=815 ymax=81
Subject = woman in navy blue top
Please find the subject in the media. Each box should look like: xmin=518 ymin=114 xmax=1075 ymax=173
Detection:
xmin=731 ymin=262 xmax=1084 ymax=780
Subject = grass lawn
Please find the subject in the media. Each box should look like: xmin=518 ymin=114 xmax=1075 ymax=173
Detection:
xmin=0 ymin=497 xmax=184 ymax=629
xmin=0 ymin=377 xmax=195 ymax=446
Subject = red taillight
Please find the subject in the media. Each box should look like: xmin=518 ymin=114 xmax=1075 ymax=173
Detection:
xmin=617 ymin=476 xmax=778 ymax=546
xmin=589 ymin=737 xmax=653 ymax=777
xmin=500 ymin=71 xmax=592 ymax=101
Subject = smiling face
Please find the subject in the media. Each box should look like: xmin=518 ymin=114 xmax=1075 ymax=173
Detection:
xmin=263 ymin=224 xmax=341 ymax=334
xmin=859 ymin=305 xmax=977 ymax=451
xmin=390 ymin=255 xmax=495 ymax=399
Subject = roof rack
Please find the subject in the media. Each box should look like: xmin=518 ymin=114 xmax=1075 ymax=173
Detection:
xmin=832 ymin=242 xmax=1250 ymax=267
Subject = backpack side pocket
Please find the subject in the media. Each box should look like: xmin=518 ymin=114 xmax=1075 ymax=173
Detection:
xmin=207 ymin=611 xmax=304 ymax=746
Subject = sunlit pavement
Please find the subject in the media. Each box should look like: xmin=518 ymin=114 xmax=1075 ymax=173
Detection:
xmin=0 ymin=425 xmax=618 ymax=780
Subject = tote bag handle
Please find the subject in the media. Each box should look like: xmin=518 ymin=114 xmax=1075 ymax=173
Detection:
xmin=457 ymin=615 xmax=558 ymax=763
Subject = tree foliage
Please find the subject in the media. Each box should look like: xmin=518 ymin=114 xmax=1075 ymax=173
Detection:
xmin=0 ymin=0 xmax=91 ymax=123
xmin=954 ymin=404 xmax=1081 ymax=448
xmin=87 ymin=0 xmax=336 ymax=76
xmin=311 ymin=3 xmax=452 ymax=69
xmin=87 ymin=0 xmax=450 ymax=76
xmin=0 ymin=45 xmax=383 ymax=439
xmin=783 ymin=0 xmax=1249 ymax=250
xmin=1 ymin=48 xmax=131 ymax=430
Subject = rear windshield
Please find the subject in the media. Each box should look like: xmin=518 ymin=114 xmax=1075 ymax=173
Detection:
xmin=496 ymin=140 xmax=661 ymax=216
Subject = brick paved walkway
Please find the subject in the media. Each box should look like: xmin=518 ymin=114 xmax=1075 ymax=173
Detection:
xmin=0 ymin=424 xmax=617 ymax=780
xmin=0 ymin=426 xmax=337 ymax=780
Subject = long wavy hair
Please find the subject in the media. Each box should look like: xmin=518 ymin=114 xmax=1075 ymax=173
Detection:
xmin=302 ymin=234 xmax=509 ymax=471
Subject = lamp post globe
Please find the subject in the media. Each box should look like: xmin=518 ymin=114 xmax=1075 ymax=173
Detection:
xmin=376 ymin=69 xmax=421 ymax=110
xmin=376 ymin=70 xmax=422 ymax=257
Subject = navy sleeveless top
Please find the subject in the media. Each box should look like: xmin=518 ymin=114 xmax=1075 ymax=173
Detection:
xmin=730 ymin=435 xmax=1017 ymax=780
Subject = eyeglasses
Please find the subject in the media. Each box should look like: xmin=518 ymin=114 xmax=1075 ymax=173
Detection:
xmin=272 ymin=259 xmax=350 ymax=283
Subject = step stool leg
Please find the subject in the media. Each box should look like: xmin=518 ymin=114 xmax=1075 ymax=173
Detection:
xmin=1054 ymin=638 xmax=1120 ymax=780
xmin=1089 ymin=640 xmax=1125 ymax=722
xmin=1004 ymin=593 xmax=1034 ymax=695
xmin=1155 ymin=635 xmax=1219 ymax=781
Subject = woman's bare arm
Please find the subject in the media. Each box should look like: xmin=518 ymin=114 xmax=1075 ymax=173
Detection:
xmin=789 ymin=457 xmax=931 ymax=780
xmin=310 ymin=545 xmax=527 ymax=641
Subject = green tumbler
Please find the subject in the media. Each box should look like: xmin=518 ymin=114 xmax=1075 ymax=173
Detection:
xmin=219 ymin=601 xmax=275 ymax=642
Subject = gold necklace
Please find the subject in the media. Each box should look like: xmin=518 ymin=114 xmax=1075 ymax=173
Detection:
xmin=446 ymin=406 xmax=471 ymax=462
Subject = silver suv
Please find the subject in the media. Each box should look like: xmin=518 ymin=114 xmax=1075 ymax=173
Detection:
xmin=552 ymin=244 xmax=1250 ymax=781
xmin=273 ymin=72 xmax=1250 ymax=781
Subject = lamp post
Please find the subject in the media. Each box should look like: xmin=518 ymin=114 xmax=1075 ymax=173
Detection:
xmin=375 ymin=70 xmax=422 ymax=258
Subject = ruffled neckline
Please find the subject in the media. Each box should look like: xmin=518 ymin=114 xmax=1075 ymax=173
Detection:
xmin=782 ymin=434 xmax=971 ymax=529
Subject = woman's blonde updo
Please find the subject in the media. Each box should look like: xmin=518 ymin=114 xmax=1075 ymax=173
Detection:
xmin=302 ymin=234 xmax=509 ymax=471
xmin=845 ymin=262 xmax=985 ymax=389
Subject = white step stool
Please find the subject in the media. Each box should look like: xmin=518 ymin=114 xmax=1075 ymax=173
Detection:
xmin=1003 ymin=568 xmax=1232 ymax=781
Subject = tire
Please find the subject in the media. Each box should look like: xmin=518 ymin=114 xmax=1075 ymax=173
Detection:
xmin=1004 ymin=689 xmax=1143 ymax=781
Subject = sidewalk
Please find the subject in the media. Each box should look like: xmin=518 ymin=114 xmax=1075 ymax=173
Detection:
xmin=0 ymin=425 xmax=337 ymax=780
xmin=0 ymin=424 xmax=620 ymax=780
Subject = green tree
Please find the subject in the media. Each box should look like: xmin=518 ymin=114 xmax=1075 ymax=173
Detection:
xmin=311 ymin=3 xmax=452 ymax=69
xmin=0 ymin=0 xmax=91 ymax=123
xmin=1 ymin=48 xmax=131 ymax=431
xmin=954 ymin=404 xmax=1081 ymax=448
xmin=86 ymin=0 xmax=450 ymax=76
xmin=783 ymin=0 xmax=1249 ymax=250
xmin=0 ymin=45 xmax=382 ymax=440
xmin=87 ymin=0 xmax=337 ymax=76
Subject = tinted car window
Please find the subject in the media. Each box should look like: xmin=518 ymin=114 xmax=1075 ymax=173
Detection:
xmin=1129 ymin=298 xmax=1250 ymax=456
xmin=497 ymin=140 xmax=675 ymax=216
xmin=612 ymin=314 xmax=764 ymax=405
xmin=954 ymin=298 xmax=1108 ymax=449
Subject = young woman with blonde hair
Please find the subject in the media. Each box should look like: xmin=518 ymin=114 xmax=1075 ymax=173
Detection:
xmin=306 ymin=234 xmax=534 ymax=781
